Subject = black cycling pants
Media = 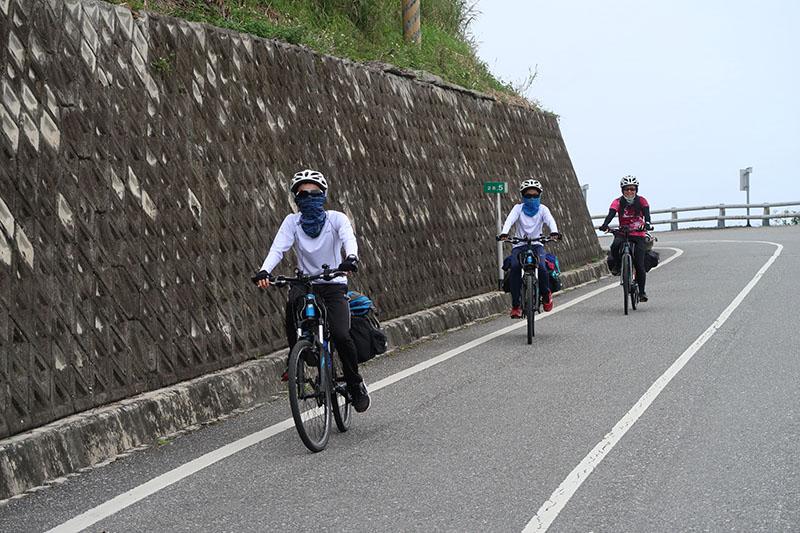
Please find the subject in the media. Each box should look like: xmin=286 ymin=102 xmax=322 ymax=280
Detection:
xmin=609 ymin=235 xmax=647 ymax=292
xmin=285 ymin=282 xmax=362 ymax=387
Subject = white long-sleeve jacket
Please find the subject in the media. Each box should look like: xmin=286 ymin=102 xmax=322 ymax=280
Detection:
xmin=501 ymin=204 xmax=558 ymax=247
xmin=260 ymin=211 xmax=358 ymax=284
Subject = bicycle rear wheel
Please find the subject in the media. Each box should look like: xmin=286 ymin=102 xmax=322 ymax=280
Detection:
xmin=622 ymin=255 xmax=632 ymax=315
xmin=288 ymin=340 xmax=331 ymax=452
xmin=329 ymin=345 xmax=352 ymax=432
xmin=526 ymin=274 xmax=535 ymax=344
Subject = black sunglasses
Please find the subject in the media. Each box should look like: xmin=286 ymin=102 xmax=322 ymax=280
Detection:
xmin=622 ymin=187 xmax=637 ymax=192
xmin=522 ymin=192 xmax=540 ymax=199
xmin=295 ymin=190 xmax=325 ymax=199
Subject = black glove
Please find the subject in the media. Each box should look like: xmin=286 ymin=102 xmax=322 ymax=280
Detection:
xmin=251 ymin=270 xmax=270 ymax=285
xmin=497 ymin=233 xmax=508 ymax=241
xmin=645 ymin=223 xmax=653 ymax=231
xmin=338 ymin=254 xmax=359 ymax=272
xmin=599 ymin=225 xmax=608 ymax=232
xmin=549 ymin=232 xmax=561 ymax=240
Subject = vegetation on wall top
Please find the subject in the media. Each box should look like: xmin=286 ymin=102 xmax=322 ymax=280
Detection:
xmin=110 ymin=0 xmax=541 ymax=109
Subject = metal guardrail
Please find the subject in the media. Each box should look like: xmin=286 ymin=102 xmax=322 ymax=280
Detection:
xmin=592 ymin=201 xmax=800 ymax=231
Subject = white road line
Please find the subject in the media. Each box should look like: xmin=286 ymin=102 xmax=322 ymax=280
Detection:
xmin=48 ymin=248 xmax=686 ymax=533
xmin=522 ymin=241 xmax=782 ymax=533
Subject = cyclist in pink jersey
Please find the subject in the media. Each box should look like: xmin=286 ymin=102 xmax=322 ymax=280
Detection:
xmin=598 ymin=175 xmax=653 ymax=302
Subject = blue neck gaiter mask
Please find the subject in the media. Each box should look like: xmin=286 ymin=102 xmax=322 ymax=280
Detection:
xmin=294 ymin=193 xmax=327 ymax=238
xmin=522 ymin=196 xmax=540 ymax=216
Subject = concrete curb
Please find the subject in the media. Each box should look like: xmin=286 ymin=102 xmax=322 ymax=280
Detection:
xmin=0 ymin=261 xmax=608 ymax=501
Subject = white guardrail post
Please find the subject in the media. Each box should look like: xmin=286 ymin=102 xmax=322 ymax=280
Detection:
xmin=670 ymin=209 xmax=678 ymax=231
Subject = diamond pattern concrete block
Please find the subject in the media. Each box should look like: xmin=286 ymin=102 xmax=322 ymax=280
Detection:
xmin=0 ymin=0 xmax=603 ymax=439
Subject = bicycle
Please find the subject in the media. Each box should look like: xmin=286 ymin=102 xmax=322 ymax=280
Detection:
xmin=252 ymin=266 xmax=352 ymax=452
xmin=608 ymin=226 xmax=640 ymax=315
xmin=498 ymin=235 xmax=557 ymax=344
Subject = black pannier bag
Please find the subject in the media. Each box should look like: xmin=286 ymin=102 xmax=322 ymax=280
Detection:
xmin=501 ymin=255 xmax=512 ymax=293
xmin=644 ymin=249 xmax=660 ymax=272
xmin=347 ymin=291 xmax=387 ymax=364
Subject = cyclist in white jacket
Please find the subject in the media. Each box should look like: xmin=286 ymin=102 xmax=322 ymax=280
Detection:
xmin=253 ymin=170 xmax=370 ymax=413
xmin=498 ymin=179 xmax=561 ymax=317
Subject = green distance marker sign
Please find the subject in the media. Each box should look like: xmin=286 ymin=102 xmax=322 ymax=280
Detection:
xmin=483 ymin=181 xmax=507 ymax=194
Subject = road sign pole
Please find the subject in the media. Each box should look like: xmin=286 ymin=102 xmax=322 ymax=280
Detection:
xmin=497 ymin=193 xmax=503 ymax=290
xmin=746 ymin=186 xmax=751 ymax=227
xmin=484 ymin=181 xmax=508 ymax=290
xmin=740 ymin=167 xmax=752 ymax=227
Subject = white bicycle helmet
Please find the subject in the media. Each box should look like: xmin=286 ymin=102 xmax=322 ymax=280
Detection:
xmin=620 ymin=175 xmax=639 ymax=189
xmin=290 ymin=169 xmax=328 ymax=194
xmin=519 ymin=179 xmax=543 ymax=193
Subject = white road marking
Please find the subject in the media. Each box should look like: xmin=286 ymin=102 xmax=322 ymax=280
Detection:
xmin=522 ymin=241 xmax=783 ymax=532
xmin=48 ymin=248 xmax=687 ymax=533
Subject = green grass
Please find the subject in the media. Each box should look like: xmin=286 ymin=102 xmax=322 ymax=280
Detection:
xmin=108 ymin=0 xmax=537 ymax=108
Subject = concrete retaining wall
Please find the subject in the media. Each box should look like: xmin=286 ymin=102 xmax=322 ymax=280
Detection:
xmin=0 ymin=261 xmax=609 ymax=500
xmin=0 ymin=0 xmax=603 ymax=441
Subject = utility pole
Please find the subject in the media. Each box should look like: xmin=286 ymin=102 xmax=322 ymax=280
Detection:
xmin=402 ymin=0 xmax=421 ymax=48
xmin=739 ymin=167 xmax=752 ymax=227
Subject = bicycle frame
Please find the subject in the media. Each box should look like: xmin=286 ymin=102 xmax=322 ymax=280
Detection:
xmin=296 ymin=290 xmax=327 ymax=352
xmin=252 ymin=266 xmax=351 ymax=451
xmin=500 ymin=235 xmax=555 ymax=344
xmin=518 ymin=242 xmax=540 ymax=314
xmin=503 ymin=235 xmax=553 ymax=299
xmin=609 ymin=227 xmax=639 ymax=314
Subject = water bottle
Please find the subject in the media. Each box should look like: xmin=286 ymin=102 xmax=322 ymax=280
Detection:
xmin=305 ymin=295 xmax=316 ymax=318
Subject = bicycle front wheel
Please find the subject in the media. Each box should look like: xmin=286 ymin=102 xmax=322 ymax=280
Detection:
xmin=330 ymin=345 xmax=352 ymax=432
xmin=526 ymin=274 xmax=535 ymax=344
xmin=622 ymin=256 xmax=632 ymax=315
xmin=288 ymin=340 xmax=331 ymax=452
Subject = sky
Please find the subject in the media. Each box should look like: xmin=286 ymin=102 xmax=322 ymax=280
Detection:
xmin=469 ymin=0 xmax=800 ymax=223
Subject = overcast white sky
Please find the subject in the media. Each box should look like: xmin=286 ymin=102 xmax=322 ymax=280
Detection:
xmin=469 ymin=0 xmax=800 ymax=221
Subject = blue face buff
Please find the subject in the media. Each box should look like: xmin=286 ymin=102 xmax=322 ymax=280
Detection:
xmin=522 ymin=196 xmax=540 ymax=216
xmin=294 ymin=191 xmax=327 ymax=238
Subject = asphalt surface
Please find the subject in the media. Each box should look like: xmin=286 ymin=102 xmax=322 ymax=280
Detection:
xmin=1 ymin=226 xmax=798 ymax=532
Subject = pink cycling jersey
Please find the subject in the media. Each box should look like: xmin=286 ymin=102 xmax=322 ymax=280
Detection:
xmin=610 ymin=196 xmax=649 ymax=236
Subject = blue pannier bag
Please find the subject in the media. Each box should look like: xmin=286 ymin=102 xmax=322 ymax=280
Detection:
xmin=347 ymin=291 xmax=387 ymax=363
xmin=544 ymin=253 xmax=563 ymax=293
xmin=347 ymin=291 xmax=374 ymax=316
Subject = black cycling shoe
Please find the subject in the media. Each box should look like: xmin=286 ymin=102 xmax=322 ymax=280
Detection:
xmin=349 ymin=381 xmax=371 ymax=413
xmin=639 ymin=292 xmax=648 ymax=302
xmin=609 ymin=266 xmax=620 ymax=276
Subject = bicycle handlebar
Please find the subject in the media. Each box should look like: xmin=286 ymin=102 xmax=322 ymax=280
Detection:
xmin=497 ymin=235 xmax=557 ymax=245
xmin=251 ymin=266 xmax=347 ymax=287
xmin=608 ymin=224 xmax=651 ymax=236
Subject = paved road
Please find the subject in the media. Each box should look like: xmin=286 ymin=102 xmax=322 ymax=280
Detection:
xmin=2 ymin=226 xmax=798 ymax=532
